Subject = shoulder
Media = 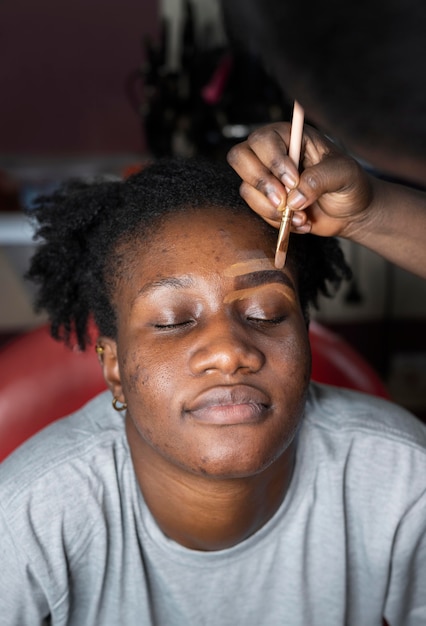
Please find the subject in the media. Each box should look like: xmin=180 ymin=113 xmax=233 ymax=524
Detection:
xmin=301 ymin=382 xmax=426 ymax=500
xmin=0 ymin=391 xmax=128 ymax=513
xmin=299 ymin=383 xmax=426 ymax=528
xmin=305 ymin=381 xmax=426 ymax=451
xmin=0 ymin=391 xmax=134 ymax=611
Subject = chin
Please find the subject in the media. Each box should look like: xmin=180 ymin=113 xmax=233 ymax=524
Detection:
xmin=185 ymin=433 xmax=296 ymax=480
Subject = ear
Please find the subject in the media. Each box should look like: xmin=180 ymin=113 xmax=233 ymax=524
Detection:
xmin=97 ymin=336 xmax=125 ymax=403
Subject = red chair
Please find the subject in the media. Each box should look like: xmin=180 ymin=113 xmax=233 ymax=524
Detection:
xmin=0 ymin=321 xmax=388 ymax=462
xmin=309 ymin=320 xmax=389 ymax=398
xmin=0 ymin=325 xmax=107 ymax=461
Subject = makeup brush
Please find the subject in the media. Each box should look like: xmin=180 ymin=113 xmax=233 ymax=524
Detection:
xmin=274 ymin=101 xmax=305 ymax=268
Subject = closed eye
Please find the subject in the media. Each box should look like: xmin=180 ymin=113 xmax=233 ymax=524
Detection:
xmin=247 ymin=315 xmax=287 ymax=326
xmin=154 ymin=320 xmax=194 ymax=330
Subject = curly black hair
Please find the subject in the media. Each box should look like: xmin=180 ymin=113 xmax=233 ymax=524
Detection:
xmin=26 ymin=157 xmax=351 ymax=350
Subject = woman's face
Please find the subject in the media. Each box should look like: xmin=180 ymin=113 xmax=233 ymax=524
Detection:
xmin=108 ymin=207 xmax=311 ymax=479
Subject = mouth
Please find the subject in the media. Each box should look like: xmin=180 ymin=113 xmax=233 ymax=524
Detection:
xmin=185 ymin=385 xmax=271 ymax=426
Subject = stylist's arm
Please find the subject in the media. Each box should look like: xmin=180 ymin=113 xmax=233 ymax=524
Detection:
xmin=227 ymin=122 xmax=426 ymax=278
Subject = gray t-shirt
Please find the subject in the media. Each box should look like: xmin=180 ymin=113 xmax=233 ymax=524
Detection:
xmin=0 ymin=383 xmax=425 ymax=625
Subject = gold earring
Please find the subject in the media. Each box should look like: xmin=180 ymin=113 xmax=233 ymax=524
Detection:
xmin=95 ymin=344 xmax=105 ymax=362
xmin=112 ymin=397 xmax=127 ymax=412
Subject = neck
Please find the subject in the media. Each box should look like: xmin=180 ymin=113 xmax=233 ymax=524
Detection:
xmin=126 ymin=417 xmax=296 ymax=551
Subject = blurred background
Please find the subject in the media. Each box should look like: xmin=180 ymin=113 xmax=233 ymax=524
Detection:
xmin=1 ymin=0 xmax=425 ymax=421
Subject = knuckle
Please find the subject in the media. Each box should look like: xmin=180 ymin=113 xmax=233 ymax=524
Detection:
xmin=254 ymin=176 xmax=272 ymax=194
xmin=269 ymin=157 xmax=287 ymax=179
xmin=246 ymin=128 xmax=265 ymax=145
xmin=239 ymin=181 xmax=250 ymax=199
xmin=226 ymin=145 xmax=241 ymax=167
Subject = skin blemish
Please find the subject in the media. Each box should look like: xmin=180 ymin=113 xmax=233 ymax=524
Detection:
xmin=128 ymin=364 xmax=142 ymax=392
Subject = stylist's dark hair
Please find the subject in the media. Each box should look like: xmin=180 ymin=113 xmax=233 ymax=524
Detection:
xmin=27 ymin=157 xmax=351 ymax=350
xmin=221 ymin=0 xmax=426 ymax=160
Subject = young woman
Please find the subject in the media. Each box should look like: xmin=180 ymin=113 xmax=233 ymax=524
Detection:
xmin=0 ymin=158 xmax=424 ymax=625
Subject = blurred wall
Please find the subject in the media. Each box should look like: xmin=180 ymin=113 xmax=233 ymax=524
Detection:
xmin=0 ymin=0 xmax=159 ymax=155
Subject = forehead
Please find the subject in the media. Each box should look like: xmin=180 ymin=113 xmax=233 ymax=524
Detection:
xmin=111 ymin=208 xmax=298 ymax=317
xmin=138 ymin=206 xmax=277 ymax=270
xmin=112 ymin=205 xmax=298 ymax=297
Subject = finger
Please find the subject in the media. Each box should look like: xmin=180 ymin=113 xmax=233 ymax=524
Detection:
xmin=299 ymin=125 xmax=336 ymax=168
xmin=240 ymin=182 xmax=312 ymax=233
xmin=292 ymin=222 xmax=312 ymax=234
xmin=247 ymin=122 xmax=333 ymax=182
xmin=287 ymin=153 xmax=364 ymax=211
xmin=298 ymin=202 xmax=346 ymax=237
xmin=227 ymin=124 xmax=299 ymax=196
xmin=291 ymin=210 xmax=308 ymax=227
xmin=227 ymin=144 xmax=289 ymax=209
xmin=244 ymin=123 xmax=300 ymax=188
xmin=240 ymin=122 xmax=336 ymax=192
xmin=290 ymin=210 xmax=312 ymax=233
xmin=239 ymin=182 xmax=285 ymax=228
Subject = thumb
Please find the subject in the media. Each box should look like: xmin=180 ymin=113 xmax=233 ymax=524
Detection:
xmin=287 ymin=154 xmax=364 ymax=210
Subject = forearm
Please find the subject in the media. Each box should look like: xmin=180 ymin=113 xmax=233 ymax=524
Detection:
xmin=345 ymin=177 xmax=426 ymax=278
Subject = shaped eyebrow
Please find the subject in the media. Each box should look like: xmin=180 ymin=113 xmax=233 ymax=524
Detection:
xmin=234 ymin=270 xmax=295 ymax=292
xmin=223 ymin=282 xmax=295 ymax=304
xmin=223 ymin=271 xmax=296 ymax=305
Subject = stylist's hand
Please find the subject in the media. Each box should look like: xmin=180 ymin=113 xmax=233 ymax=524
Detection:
xmin=227 ymin=122 xmax=373 ymax=239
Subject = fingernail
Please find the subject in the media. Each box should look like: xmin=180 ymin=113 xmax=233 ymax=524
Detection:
xmin=287 ymin=190 xmax=306 ymax=209
xmin=282 ymin=173 xmax=297 ymax=189
xmin=291 ymin=212 xmax=304 ymax=226
xmin=295 ymin=221 xmax=312 ymax=233
xmin=268 ymin=191 xmax=283 ymax=208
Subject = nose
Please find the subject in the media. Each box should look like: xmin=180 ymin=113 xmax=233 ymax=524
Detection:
xmin=189 ymin=317 xmax=265 ymax=376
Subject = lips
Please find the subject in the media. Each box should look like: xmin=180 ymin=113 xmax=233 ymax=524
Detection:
xmin=186 ymin=385 xmax=271 ymax=425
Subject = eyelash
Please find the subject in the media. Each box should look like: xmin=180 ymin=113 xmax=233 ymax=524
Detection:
xmin=247 ymin=315 xmax=287 ymax=326
xmin=154 ymin=320 xmax=194 ymax=330
xmin=153 ymin=315 xmax=287 ymax=331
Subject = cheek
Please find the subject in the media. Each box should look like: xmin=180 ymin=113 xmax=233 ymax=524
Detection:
xmin=272 ymin=324 xmax=311 ymax=420
xmin=270 ymin=328 xmax=311 ymax=443
xmin=120 ymin=349 xmax=175 ymax=446
xmin=127 ymin=362 xmax=150 ymax=392
xmin=289 ymin=329 xmax=311 ymax=382
xmin=120 ymin=347 xmax=152 ymax=394
xmin=276 ymin=322 xmax=311 ymax=380
xmin=119 ymin=345 xmax=181 ymax=419
xmin=120 ymin=346 xmax=158 ymax=397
